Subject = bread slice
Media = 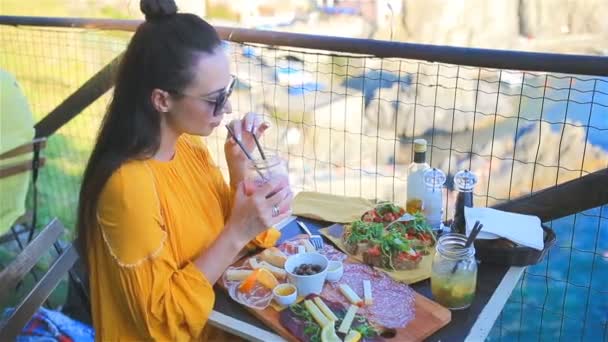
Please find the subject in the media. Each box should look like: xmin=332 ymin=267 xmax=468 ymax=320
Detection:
xmin=259 ymin=247 xmax=287 ymax=268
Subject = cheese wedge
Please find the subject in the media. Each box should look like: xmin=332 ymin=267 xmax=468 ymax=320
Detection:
xmin=248 ymin=257 xmax=261 ymax=269
xmin=304 ymin=300 xmax=330 ymax=327
xmin=338 ymin=305 xmax=359 ymax=334
xmin=363 ymin=280 xmax=373 ymax=305
xmin=313 ymin=297 xmax=338 ymax=322
xmin=255 ymin=261 xmax=287 ymax=280
xmin=259 ymin=247 xmax=287 ymax=268
xmin=225 ymin=269 xmax=253 ymax=281
xmin=338 ymin=284 xmax=363 ymax=306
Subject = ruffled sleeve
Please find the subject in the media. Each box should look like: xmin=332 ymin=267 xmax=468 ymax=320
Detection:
xmin=96 ymin=162 xmax=215 ymax=340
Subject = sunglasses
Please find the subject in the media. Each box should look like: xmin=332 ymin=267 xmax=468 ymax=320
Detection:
xmin=168 ymin=75 xmax=236 ymax=116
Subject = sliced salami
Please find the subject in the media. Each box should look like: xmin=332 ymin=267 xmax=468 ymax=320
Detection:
xmin=322 ymin=263 xmax=415 ymax=329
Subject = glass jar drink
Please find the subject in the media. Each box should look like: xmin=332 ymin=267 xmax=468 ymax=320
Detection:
xmin=244 ymin=151 xmax=290 ymax=199
xmin=431 ymin=233 xmax=477 ymax=310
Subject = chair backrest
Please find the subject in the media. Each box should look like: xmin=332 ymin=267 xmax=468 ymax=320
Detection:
xmin=0 ymin=218 xmax=79 ymax=341
xmin=0 ymin=137 xmax=47 ymax=179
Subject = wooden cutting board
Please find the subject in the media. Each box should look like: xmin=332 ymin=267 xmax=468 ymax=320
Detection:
xmin=219 ymin=257 xmax=451 ymax=341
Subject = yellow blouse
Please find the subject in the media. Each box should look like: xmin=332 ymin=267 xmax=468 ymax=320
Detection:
xmin=88 ymin=135 xmax=279 ymax=341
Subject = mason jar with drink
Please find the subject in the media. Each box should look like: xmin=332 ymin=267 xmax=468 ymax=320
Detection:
xmin=244 ymin=150 xmax=290 ymax=201
xmin=430 ymin=233 xmax=478 ymax=310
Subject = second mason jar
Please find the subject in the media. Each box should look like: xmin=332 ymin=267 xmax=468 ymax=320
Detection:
xmin=431 ymin=233 xmax=477 ymax=310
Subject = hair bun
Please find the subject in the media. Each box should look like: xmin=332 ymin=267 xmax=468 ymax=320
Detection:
xmin=140 ymin=0 xmax=178 ymax=21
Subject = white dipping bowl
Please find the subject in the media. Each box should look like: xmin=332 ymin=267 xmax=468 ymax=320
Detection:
xmin=284 ymin=252 xmax=328 ymax=296
xmin=325 ymin=260 xmax=344 ymax=282
xmin=273 ymin=283 xmax=297 ymax=306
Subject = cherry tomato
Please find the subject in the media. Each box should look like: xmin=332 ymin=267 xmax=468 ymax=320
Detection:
xmin=367 ymin=245 xmax=381 ymax=256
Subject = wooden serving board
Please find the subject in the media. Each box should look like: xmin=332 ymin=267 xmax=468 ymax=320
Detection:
xmin=219 ymin=256 xmax=451 ymax=341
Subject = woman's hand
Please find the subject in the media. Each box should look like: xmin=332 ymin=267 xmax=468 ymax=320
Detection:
xmin=224 ymin=112 xmax=269 ymax=186
xmin=226 ymin=178 xmax=293 ymax=242
xmin=194 ymin=177 xmax=292 ymax=284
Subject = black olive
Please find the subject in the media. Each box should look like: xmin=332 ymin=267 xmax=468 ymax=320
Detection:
xmin=380 ymin=328 xmax=397 ymax=338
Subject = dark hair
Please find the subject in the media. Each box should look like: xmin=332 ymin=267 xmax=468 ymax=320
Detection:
xmin=76 ymin=0 xmax=222 ymax=262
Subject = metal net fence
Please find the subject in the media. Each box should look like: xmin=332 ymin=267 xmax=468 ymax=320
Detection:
xmin=0 ymin=24 xmax=606 ymax=339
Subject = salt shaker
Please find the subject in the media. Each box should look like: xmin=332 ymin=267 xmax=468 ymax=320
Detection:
xmin=451 ymin=170 xmax=478 ymax=235
xmin=423 ymin=168 xmax=446 ymax=234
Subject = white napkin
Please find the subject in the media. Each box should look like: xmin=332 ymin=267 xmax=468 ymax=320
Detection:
xmin=464 ymin=207 xmax=544 ymax=251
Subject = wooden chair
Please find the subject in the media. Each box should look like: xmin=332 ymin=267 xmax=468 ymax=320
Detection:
xmin=0 ymin=137 xmax=47 ymax=178
xmin=0 ymin=137 xmax=47 ymax=244
xmin=0 ymin=218 xmax=79 ymax=341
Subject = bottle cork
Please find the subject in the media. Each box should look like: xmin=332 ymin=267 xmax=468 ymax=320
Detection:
xmin=413 ymin=139 xmax=427 ymax=153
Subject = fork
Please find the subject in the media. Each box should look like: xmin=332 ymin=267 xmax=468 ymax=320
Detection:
xmin=296 ymin=220 xmax=324 ymax=250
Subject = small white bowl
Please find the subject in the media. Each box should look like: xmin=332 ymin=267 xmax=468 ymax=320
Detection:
xmin=273 ymin=283 xmax=297 ymax=306
xmin=284 ymin=252 xmax=329 ymax=296
xmin=326 ymin=260 xmax=344 ymax=282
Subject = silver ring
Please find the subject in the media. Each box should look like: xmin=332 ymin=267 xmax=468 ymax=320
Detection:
xmin=272 ymin=204 xmax=280 ymax=217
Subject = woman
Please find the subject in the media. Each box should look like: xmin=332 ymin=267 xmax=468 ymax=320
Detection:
xmin=76 ymin=0 xmax=293 ymax=340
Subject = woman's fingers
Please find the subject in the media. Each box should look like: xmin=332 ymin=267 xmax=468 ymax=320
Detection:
xmin=271 ymin=209 xmax=293 ymax=226
xmin=228 ymin=119 xmax=243 ymax=141
xmin=256 ymin=121 xmax=270 ymax=136
xmin=243 ymin=112 xmax=256 ymax=133
xmin=268 ymin=190 xmax=293 ymax=225
xmin=243 ymin=112 xmax=269 ymax=136
xmin=267 ymin=185 xmax=290 ymax=202
xmin=275 ymin=190 xmax=293 ymax=213
xmin=256 ymin=178 xmax=283 ymax=198
xmin=227 ymin=113 xmax=268 ymax=145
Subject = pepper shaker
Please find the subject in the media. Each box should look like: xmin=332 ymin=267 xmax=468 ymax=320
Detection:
xmin=451 ymin=170 xmax=478 ymax=235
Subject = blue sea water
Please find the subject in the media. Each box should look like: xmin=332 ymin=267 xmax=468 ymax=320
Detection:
xmin=544 ymin=76 xmax=608 ymax=152
xmin=488 ymin=205 xmax=608 ymax=341
xmin=488 ymin=76 xmax=608 ymax=340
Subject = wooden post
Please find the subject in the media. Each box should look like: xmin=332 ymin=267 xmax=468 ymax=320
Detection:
xmin=34 ymin=54 xmax=122 ymax=138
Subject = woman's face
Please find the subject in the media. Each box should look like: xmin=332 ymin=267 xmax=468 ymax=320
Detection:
xmin=166 ymin=49 xmax=233 ymax=136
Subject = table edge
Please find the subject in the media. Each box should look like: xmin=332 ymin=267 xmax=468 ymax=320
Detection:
xmin=465 ymin=266 xmax=526 ymax=341
xmin=208 ymin=310 xmax=287 ymax=342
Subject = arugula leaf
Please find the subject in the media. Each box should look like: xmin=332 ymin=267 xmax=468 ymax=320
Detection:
xmin=346 ymin=221 xmax=384 ymax=245
xmin=375 ymin=202 xmax=402 ymax=215
xmin=390 ymin=212 xmax=436 ymax=243
xmin=352 ymin=314 xmax=379 ymax=338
